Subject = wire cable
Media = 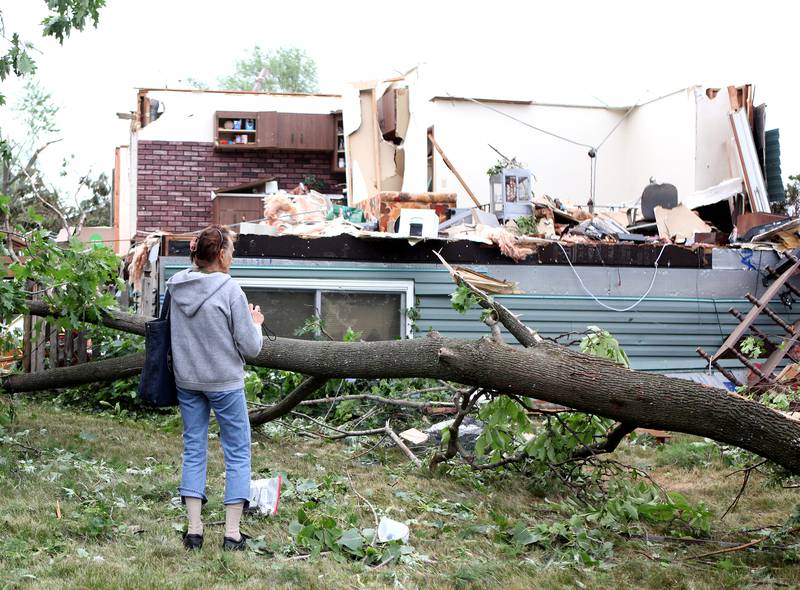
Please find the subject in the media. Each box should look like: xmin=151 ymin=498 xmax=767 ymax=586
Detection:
xmin=455 ymin=95 xmax=595 ymax=150
xmin=555 ymin=241 xmax=669 ymax=312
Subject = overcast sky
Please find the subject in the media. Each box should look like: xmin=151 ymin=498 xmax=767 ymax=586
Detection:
xmin=2 ymin=0 xmax=798 ymax=194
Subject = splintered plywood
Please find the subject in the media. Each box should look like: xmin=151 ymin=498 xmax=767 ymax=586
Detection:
xmin=348 ymin=85 xmax=405 ymax=203
xmin=348 ymin=88 xmax=381 ymax=203
xmin=380 ymin=142 xmax=403 ymax=191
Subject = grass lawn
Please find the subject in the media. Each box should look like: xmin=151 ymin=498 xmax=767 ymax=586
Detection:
xmin=1 ymin=398 xmax=798 ymax=589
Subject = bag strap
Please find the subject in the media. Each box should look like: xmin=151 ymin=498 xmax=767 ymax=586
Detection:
xmin=160 ymin=289 xmax=171 ymax=320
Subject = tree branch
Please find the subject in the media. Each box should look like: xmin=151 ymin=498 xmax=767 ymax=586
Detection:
xmin=570 ymin=421 xmax=638 ymax=459
xmin=248 ymin=376 xmax=328 ymax=426
xmin=385 ymin=420 xmax=422 ymax=467
xmin=297 ymin=393 xmax=455 ymax=412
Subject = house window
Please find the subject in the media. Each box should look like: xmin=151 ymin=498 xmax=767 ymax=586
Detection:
xmin=237 ymin=278 xmax=413 ymax=341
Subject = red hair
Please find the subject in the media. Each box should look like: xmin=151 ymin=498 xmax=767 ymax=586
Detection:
xmin=190 ymin=225 xmax=235 ymax=267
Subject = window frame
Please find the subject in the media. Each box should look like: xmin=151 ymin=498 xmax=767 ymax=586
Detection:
xmin=234 ymin=277 xmax=415 ymax=339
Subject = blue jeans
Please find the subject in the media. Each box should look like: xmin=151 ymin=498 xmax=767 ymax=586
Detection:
xmin=177 ymin=386 xmax=251 ymax=506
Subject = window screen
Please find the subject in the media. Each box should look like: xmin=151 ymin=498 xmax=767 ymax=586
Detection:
xmin=242 ymin=288 xmax=316 ymax=339
xmin=321 ymin=292 xmax=403 ymax=341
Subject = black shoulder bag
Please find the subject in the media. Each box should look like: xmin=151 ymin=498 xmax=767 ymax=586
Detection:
xmin=138 ymin=289 xmax=178 ymax=407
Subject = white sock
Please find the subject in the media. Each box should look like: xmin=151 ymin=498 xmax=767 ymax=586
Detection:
xmin=185 ymin=497 xmax=203 ymax=536
xmin=224 ymin=502 xmax=244 ymax=541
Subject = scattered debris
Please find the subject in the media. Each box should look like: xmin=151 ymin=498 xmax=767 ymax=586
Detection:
xmin=248 ymin=475 xmax=283 ymax=516
xmin=398 ymin=428 xmax=429 ymax=445
xmin=377 ymin=517 xmax=410 ymax=544
xmin=654 ymin=205 xmax=712 ymax=243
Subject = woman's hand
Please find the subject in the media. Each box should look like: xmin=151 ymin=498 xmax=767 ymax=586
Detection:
xmin=249 ymin=304 xmax=264 ymax=326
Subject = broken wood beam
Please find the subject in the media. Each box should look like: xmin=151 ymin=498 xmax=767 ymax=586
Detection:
xmin=727 ymin=308 xmax=774 ymax=342
xmin=764 ymin=265 xmax=800 ymax=299
xmin=729 ymin=308 xmax=797 ymax=363
xmin=427 ymin=133 xmax=482 ymax=208
xmin=696 ymin=347 xmax=743 ymax=387
xmin=730 ymin=347 xmax=770 ymax=381
xmin=754 ymin=320 xmax=800 ymax=385
xmin=711 ymin=259 xmax=800 ymax=362
xmin=744 ymin=294 xmax=794 ymax=334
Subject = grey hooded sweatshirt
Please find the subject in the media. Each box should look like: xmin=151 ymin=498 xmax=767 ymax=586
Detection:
xmin=166 ymin=269 xmax=263 ymax=392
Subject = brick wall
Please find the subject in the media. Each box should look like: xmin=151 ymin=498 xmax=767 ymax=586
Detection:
xmin=136 ymin=140 xmax=345 ymax=233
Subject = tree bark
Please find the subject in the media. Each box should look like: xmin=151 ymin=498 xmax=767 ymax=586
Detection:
xmin=3 ymin=352 xmax=145 ymax=392
xmin=8 ymin=301 xmax=800 ymax=474
xmin=26 ymin=300 xmax=146 ymax=336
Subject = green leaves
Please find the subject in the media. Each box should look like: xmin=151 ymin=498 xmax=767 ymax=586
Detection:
xmin=216 ymin=46 xmax=319 ymax=93
xmin=580 ymin=326 xmax=630 ymax=367
xmin=514 ymin=215 xmax=538 ymax=236
xmin=0 ymin=0 xmax=105 ymax=145
xmin=474 ymin=396 xmax=531 ymax=459
xmin=0 ymin=34 xmax=37 ymax=81
xmin=336 ymin=528 xmax=364 ymax=552
xmin=450 ymin=284 xmax=480 ymax=314
xmin=41 ymin=0 xmax=106 ymax=44
xmin=740 ymin=335 xmax=766 ymax=359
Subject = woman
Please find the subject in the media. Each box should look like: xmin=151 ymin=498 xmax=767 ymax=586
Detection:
xmin=166 ymin=225 xmax=264 ymax=551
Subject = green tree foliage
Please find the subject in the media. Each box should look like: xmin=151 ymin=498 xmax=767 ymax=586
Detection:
xmin=218 ymin=45 xmax=319 ymax=93
xmin=0 ymin=1 xmax=106 ymax=112
xmin=2 ymin=82 xmax=110 ymax=232
xmin=772 ymin=174 xmax=800 ymax=217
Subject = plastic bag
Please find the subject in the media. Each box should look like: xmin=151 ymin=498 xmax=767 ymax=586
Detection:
xmin=248 ymin=475 xmax=282 ymax=516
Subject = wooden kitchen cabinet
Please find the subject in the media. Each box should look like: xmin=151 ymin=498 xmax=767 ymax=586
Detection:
xmin=215 ymin=111 xmax=334 ymax=151
xmin=256 ymin=111 xmax=278 ymax=148
xmin=214 ymin=111 xmax=259 ymax=149
xmin=276 ymin=113 xmax=334 ymax=151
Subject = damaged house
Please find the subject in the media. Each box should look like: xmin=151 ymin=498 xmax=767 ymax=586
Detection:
xmin=116 ymin=69 xmax=798 ymax=386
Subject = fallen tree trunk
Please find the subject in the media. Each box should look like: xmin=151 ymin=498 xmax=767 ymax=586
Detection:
xmin=10 ymin=300 xmax=800 ymax=473
xmin=3 ymin=352 xmax=145 ymax=392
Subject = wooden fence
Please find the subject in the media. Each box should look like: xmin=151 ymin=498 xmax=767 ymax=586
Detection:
xmin=17 ymin=239 xmax=159 ymax=374
xmin=22 ymin=318 xmax=89 ymax=373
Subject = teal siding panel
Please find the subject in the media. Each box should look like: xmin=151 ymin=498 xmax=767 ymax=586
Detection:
xmin=415 ymin=294 xmax=800 ymax=372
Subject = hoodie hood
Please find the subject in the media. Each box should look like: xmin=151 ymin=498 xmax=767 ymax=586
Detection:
xmin=167 ymin=268 xmax=232 ymax=317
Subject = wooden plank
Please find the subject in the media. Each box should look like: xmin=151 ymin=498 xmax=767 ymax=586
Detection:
xmin=427 ymin=133 xmax=481 ymax=208
xmin=758 ymin=320 xmax=800 ymax=381
xmin=22 ymin=314 xmax=32 ymax=373
xmin=710 ymin=259 xmax=800 ymax=362
xmin=75 ymin=332 xmax=88 ymax=364
xmin=64 ymin=330 xmax=73 ymax=367
xmin=48 ymin=324 xmax=58 ymax=368
xmin=727 ymin=86 xmax=740 ymax=110
xmin=32 ymin=318 xmax=45 ymax=373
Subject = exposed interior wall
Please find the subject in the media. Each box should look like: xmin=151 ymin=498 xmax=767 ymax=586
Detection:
xmin=616 ymin=89 xmax=696 ymax=203
xmin=401 ymin=98 xmax=629 ymax=208
xmin=345 ymin=83 xmax=409 ymax=204
xmin=694 ymin=87 xmax=743 ymax=190
xmin=345 ymin=86 xmax=380 ymax=202
xmin=399 ymin=69 xmax=741 ymax=209
xmin=137 ymin=90 xmax=342 ymax=143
